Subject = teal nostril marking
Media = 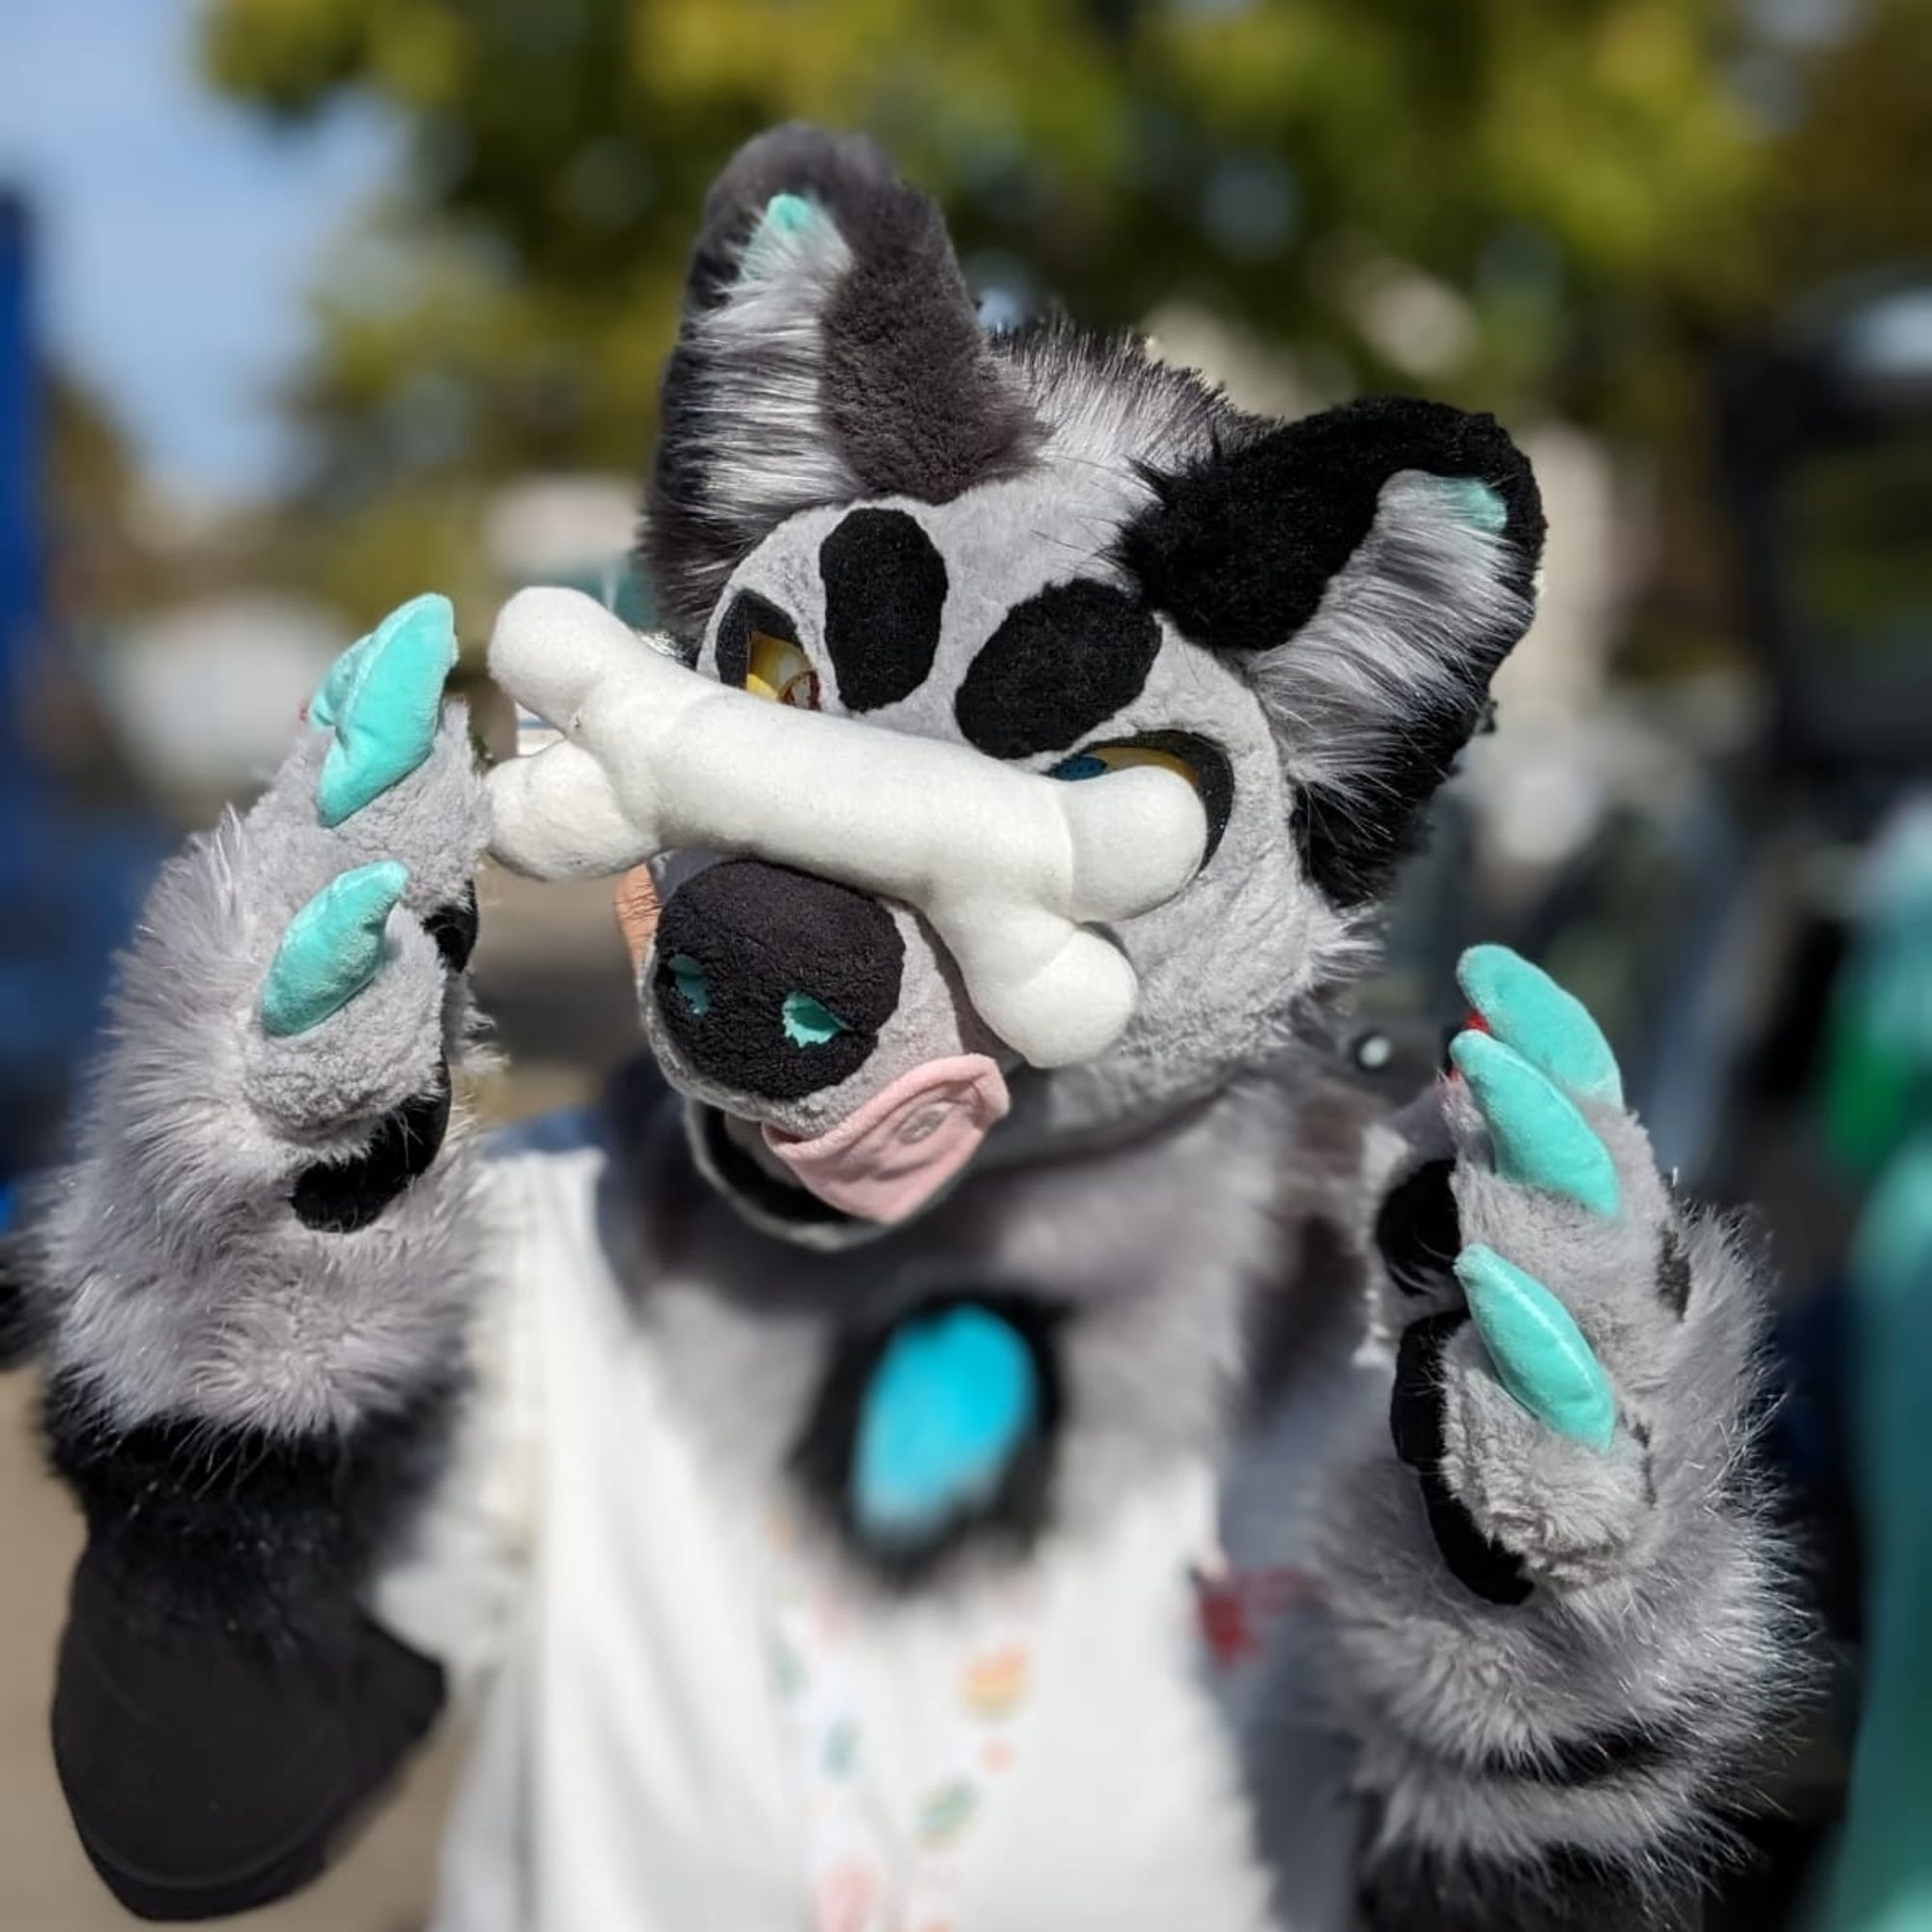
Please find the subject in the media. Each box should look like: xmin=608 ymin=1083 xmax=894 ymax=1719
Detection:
xmin=666 ymin=953 xmax=711 ymax=1017
xmin=781 ymin=991 xmax=850 ymax=1048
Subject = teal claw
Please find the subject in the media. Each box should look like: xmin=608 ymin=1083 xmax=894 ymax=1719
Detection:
xmin=260 ymin=861 xmax=409 ymax=1037
xmin=1456 ymin=1243 xmax=1616 ymax=1450
xmin=315 ymin=593 xmax=457 ymax=829
xmin=1450 ymin=1030 xmax=1620 ymax=1219
xmin=1457 ymin=945 xmax=1623 ymax=1105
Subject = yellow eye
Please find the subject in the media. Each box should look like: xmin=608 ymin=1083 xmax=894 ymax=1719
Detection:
xmin=745 ymin=631 xmax=821 ymax=710
xmin=1047 ymin=743 xmax=1201 ymax=788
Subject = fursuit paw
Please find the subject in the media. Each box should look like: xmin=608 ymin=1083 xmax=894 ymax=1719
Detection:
xmin=225 ymin=594 xmax=488 ymax=1229
xmin=1378 ymin=945 xmax=1697 ymax=1600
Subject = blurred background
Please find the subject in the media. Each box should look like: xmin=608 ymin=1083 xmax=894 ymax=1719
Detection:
xmin=0 ymin=0 xmax=1926 ymax=1923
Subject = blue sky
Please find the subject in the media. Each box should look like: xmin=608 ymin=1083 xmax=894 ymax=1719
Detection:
xmin=0 ymin=0 xmax=395 ymax=500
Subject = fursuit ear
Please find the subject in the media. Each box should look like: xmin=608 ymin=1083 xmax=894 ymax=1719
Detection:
xmin=1114 ymin=397 xmax=1546 ymax=907
xmin=642 ymin=124 xmax=1041 ymax=638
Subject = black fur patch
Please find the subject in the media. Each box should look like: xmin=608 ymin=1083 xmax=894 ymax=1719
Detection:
xmin=792 ymin=1290 xmax=1065 ymax=1586
xmin=1506 ymin=1718 xmax=1687 ymax=1787
xmin=291 ymin=1065 xmax=452 ymax=1235
xmin=1376 ymin=1157 xmax=1462 ymax=1297
xmin=43 ymin=1368 xmax=460 ymax=1643
xmin=1391 ymin=1310 xmax=1532 ymax=1606
xmin=954 ymin=579 xmax=1161 ymax=759
xmin=55 ymin=1542 xmax=444 ymax=1922
xmin=0 ymin=1231 xmax=42 ymax=1369
xmin=1116 ymin=397 xmax=1543 ymax=653
xmin=654 ymin=860 xmax=903 ymax=1101
xmin=712 ymin=588 xmax=799 ymax=691
xmin=1658 ymin=1226 xmax=1692 ymax=1320
xmin=694 ymin=1104 xmax=854 ymax=1231
xmin=819 ymin=507 xmax=949 ymax=712
xmin=1361 ymin=1839 xmax=1695 ymax=1932
xmin=1115 ymin=397 xmax=1543 ymax=907
xmin=422 ymin=885 xmax=479 ymax=975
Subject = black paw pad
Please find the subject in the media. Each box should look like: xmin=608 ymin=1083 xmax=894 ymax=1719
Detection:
xmin=422 ymin=888 xmax=479 ymax=975
xmin=292 ymin=1066 xmax=452 ymax=1234
xmin=1377 ymin=1158 xmax=1462 ymax=1298
xmin=1390 ymin=1307 xmax=1531 ymax=1607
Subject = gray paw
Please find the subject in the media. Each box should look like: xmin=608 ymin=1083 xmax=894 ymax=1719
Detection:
xmin=232 ymin=597 xmax=488 ymax=1225
xmin=1379 ymin=947 xmax=1696 ymax=1597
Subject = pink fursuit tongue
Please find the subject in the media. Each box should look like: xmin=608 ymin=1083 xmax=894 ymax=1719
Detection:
xmin=762 ymin=1056 xmax=1009 ymax=1224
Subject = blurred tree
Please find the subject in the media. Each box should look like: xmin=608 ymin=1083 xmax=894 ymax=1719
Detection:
xmin=194 ymin=0 xmax=1928 ymax=624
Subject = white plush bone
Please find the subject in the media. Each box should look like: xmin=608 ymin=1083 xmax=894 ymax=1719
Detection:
xmin=484 ymin=588 xmax=1207 ymax=1066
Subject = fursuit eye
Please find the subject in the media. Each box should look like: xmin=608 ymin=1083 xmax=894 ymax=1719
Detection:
xmin=745 ymin=631 xmax=822 ymax=710
xmin=1048 ymin=732 xmax=1234 ymax=866
xmin=1047 ymin=740 xmax=1203 ymax=790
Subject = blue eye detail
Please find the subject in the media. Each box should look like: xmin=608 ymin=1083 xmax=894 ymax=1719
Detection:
xmin=782 ymin=991 xmax=850 ymax=1047
xmin=666 ymin=953 xmax=711 ymax=1017
xmin=1048 ymin=753 xmax=1107 ymax=781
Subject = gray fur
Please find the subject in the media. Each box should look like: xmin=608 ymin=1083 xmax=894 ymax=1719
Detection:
xmin=999 ymin=320 xmax=1238 ymax=478
xmin=643 ymin=125 xmax=1040 ymax=639
xmin=1259 ymin=472 xmax=1531 ymax=799
xmin=38 ymin=708 xmax=492 ymax=1436
xmin=679 ymin=468 xmax=1359 ymax=1168
xmin=1312 ymin=1078 xmax=1806 ymax=1902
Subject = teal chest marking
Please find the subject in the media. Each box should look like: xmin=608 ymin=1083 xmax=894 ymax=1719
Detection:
xmin=796 ymin=1295 xmax=1059 ymax=1579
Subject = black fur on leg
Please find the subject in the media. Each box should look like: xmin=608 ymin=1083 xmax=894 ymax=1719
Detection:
xmin=43 ymin=1368 xmax=461 ymax=1648
xmin=0 ymin=1231 xmax=43 ymax=1368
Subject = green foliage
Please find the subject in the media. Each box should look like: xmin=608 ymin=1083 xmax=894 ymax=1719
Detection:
xmin=194 ymin=0 xmax=1929 ymax=519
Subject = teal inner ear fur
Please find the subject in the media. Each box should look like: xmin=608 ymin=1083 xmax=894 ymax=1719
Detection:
xmin=1451 ymin=1030 xmax=1620 ymax=1219
xmin=781 ymin=992 xmax=849 ymax=1047
xmin=740 ymin=190 xmax=830 ymax=277
xmin=259 ymin=861 xmax=409 ymax=1038
xmin=1458 ymin=944 xmax=1624 ymax=1106
xmin=1455 ymin=1242 xmax=1616 ymax=1452
xmin=853 ymin=1307 xmax=1038 ymax=1542
xmin=1436 ymin=476 xmax=1509 ymax=534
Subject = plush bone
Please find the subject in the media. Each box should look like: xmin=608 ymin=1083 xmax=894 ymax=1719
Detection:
xmin=484 ymin=587 xmax=1208 ymax=1066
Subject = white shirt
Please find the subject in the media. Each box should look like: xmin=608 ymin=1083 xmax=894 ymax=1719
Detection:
xmin=376 ymin=1118 xmax=1372 ymax=1932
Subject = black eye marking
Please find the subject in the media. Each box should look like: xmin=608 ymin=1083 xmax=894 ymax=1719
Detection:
xmin=819 ymin=509 xmax=949 ymax=712
xmin=954 ymin=580 xmax=1161 ymax=759
xmin=291 ymin=1065 xmax=452 ymax=1233
xmin=712 ymin=589 xmax=798 ymax=691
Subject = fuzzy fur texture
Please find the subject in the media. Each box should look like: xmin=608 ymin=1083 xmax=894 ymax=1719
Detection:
xmin=36 ymin=707 xmax=492 ymax=1437
xmin=644 ymin=123 xmax=1039 ymax=638
xmin=1316 ymin=1078 xmax=1809 ymax=1920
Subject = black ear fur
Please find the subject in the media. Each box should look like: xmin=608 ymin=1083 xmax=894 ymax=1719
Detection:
xmin=1114 ymin=397 xmax=1546 ymax=906
xmin=643 ymin=124 xmax=1038 ymax=638
xmin=1116 ymin=397 xmax=1542 ymax=652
